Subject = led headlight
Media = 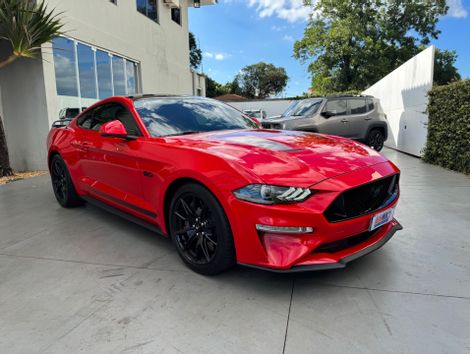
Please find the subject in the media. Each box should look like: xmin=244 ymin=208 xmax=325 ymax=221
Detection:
xmin=233 ymin=184 xmax=312 ymax=205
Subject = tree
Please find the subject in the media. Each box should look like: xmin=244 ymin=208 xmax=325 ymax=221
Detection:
xmin=236 ymin=62 xmax=288 ymax=98
xmin=434 ymin=49 xmax=461 ymax=85
xmin=189 ymin=32 xmax=202 ymax=70
xmin=0 ymin=0 xmax=63 ymax=176
xmin=205 ymin=76 xmax=228 ymax=97
xmin=294 ymin=0 xmax=448 ymax=94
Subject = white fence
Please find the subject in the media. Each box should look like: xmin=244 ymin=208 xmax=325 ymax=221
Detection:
xmin=363 ymin=46 xmax=435 ymax=156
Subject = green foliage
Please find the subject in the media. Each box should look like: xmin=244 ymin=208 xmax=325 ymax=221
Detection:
xmin=205 ymin=76 xmax=229 ymax=98
xmin=236 ymin=62 xmax=288 ymax=98
xmin=189 ymin=32 xmax=202 ymax=70
xmin=434 ymin=48 xmax=461 ymax=86
xmin=0 ymin=0 xmax=64 ymax=68
xmin=295 ymin=0 xmax=448 ymax=93
xmin=423 ymin=79 xmax=470 ymax=174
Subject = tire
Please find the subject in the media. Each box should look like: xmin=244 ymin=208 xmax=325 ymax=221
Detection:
xmin=366 ymin=129 xmax=385 ymax=151
xmin=50 ymin=154 xmax=85 ymax=208
xmin=168 ymin=183 xmax=236 ymax=275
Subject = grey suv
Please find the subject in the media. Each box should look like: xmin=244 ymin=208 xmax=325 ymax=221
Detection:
xmin=262 ymin=95 xmax=387 ymax=151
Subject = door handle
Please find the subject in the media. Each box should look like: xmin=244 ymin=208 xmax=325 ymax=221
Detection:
xmin=365 ymin=117 xmax=372 ymax=120
xmin=79 ymin=141 xmax=92 ymax=150
xmin=341 ymin=118 xmax=349 ymax=123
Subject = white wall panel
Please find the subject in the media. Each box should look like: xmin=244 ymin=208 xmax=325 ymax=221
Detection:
xmin=363 ymin=46 xmax=435 ymax=156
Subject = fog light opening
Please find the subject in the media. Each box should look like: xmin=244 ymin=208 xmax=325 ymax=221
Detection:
xmin=255 ymin=224 xmax=314 ymax=234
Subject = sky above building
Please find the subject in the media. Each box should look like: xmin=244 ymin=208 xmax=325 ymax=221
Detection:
xmin=189 ymin=0 xmax=470 ymax=97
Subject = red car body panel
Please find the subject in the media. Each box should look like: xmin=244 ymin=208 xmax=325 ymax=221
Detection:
xmin=47 ymin=96 xmax=401 ymax=271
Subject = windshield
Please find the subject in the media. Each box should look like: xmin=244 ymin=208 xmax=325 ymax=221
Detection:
xmin=282 ymin=99 xmax=323 ymax=117
xmin=134 ymin=97 xmax=259 ymax=137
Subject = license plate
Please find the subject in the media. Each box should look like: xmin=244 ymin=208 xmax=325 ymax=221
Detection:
xmin=369 ymin=207 xmax=395 ymax=231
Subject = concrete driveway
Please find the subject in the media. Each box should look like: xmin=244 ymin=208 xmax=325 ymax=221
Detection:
xmin=0 ymin=148 xmax=469 ymax=354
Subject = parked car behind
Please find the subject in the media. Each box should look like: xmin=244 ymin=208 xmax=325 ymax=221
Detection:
xmin=262 ymin=95 xmax=387 ymax=151
xmin=243 ymin=109 xmax=267 ymax=120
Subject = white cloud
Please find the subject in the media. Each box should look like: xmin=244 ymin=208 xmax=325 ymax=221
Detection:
xmin=283 ymin=34 xmax=295 ymax=42
xmin=447 ymin=0 xmax=468 ymax=18
xmin=247 ymin=0 xmax=315 ymax=23
xmin=204 ymin=51 xmax=230 ymax=61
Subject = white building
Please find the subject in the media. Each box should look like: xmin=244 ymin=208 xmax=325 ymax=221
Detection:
xmin=0 ymin=0 xmax=214 ymax=171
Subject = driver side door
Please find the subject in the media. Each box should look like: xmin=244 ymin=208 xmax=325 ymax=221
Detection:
xmin=78 ymin=102 xmax=153 ymax=217
xmin=317 ymin=98 xmax=350 ymax=136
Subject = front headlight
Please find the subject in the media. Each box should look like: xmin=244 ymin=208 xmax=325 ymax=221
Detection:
xmin=233 ymin=184 xmax=312 ymax=205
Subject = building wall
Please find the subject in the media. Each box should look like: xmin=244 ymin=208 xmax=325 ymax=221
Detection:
xmin=0 ymin=57 xmax=50 ymax=171
xmin=363 ymin=46 xmax=435 ymax=156
xmin=42 ymin=0 xmax=194 ymax=125
xmin=1 ymin=0 xmax=199 ymax=170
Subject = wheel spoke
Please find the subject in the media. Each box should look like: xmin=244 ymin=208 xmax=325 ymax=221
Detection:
xmin=199 ymin=236 xmax=211 ymax=262
xmin=179 ymin=198 xmax=193 ymax=217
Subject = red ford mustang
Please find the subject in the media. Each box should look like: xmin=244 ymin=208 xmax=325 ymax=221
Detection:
xmin=47 ymin=95 xmax=401 ymax=274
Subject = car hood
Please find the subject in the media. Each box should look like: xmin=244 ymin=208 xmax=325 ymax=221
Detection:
xmin=164 ymin=129 xmax=387 ymax=187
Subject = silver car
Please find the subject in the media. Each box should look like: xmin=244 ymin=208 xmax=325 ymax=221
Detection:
xmin=262 ymin=95 xmax=388 ymax=151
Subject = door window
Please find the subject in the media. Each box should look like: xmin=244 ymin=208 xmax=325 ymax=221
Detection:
xmin=348 ymin=99 xmax=367 ymax=114
xmin=77 ymin=103 xmax=142 ymax=135
xmin=325 ymin=99 xmax=347 ymax=115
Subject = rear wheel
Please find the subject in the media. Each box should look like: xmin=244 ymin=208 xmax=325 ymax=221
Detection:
xmin=50 ymin=155 xmax=84 ymax=208
xmin=169 ymin=183 xmax=235 ymax=275
xmin=366 ymin=129 xmax=385 ymax=151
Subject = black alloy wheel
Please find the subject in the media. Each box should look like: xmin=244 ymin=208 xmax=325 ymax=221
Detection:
xmin=169 ymin=183 xmax=235 ymax=275
xmin=50 ymin=155 xmax=84 ymax=208
xmin=367 ymin=129 xmax=385 ymax=151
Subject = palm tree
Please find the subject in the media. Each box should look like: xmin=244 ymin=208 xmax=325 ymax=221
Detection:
xmin=0 ymin=0 xmax=63 ymax=177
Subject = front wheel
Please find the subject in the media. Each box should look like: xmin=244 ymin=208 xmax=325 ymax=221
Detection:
xmin=366 ymin=129 xmax=385 ymax=151
xmin=169 ymin=183 xmax=235 ymax=275
xmin=50 ymin=154 xmax=84 ymax=208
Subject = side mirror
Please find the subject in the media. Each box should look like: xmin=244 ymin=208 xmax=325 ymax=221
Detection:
xmin=321 ymin=110 xmax=337 ymax=118
xmin=99 ymin=120 xmax=133 ymax=139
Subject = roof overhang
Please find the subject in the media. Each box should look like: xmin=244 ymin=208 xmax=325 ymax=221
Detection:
xmin=192 ymin=0 xmax=218 ymax=8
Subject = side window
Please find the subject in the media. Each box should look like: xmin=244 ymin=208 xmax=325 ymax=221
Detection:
xmin=367 ymin=98 xmax=375 ymax=112
xmin=96 ymin=103 xmax=142 ymax=135
xmin=348 ymin=99 xmax=367 ymax=115
xmin=77 ymin=103 xmax=141 ymax=136
xmin=325 ymin=99 xmax=347 ymax=116
xmin=77 ymin=111 xmax=94 ymax=129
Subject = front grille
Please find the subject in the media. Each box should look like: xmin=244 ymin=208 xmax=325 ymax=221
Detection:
xmin=313 ymin=229 xmax=376 ymax=254
xmin=324 ymin=174 xmax=399 ymax=222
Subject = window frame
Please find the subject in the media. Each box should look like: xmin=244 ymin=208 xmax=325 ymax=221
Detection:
xmin=324 ymin=98 xmax=348 ymax=116
xmin=76 ymin=102 xmax=143 ymax=136
xmin=171 ymin=6 xmax=182 ymax=25
xmin=136 ymin=0 xmax=159 ymax=23
xmin=347 ymin=98 xmax=368 ymax=115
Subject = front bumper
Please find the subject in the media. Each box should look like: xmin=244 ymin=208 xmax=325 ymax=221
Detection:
xmin=239 ymin=220 xmax=402 ymax=272
xmin=225 ymin=161 xmax=401 ymax=272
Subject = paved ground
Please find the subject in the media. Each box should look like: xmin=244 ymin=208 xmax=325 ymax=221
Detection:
xmin=0 ymin=148 xmax=469 ymax=354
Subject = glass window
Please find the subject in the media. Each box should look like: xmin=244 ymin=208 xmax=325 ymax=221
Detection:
xmin=136 ymin=0 xmax=146 ymax=15
xmin=77 ymin=43 xmax=97 ymax=99
xmin=367 ymin=98 xmax=375 ymax=112
xmin=112 ymin=56 xmax=126 ymax=95
xmin=348 ymin=99 xmax=367 ymax=115
xmin=325 ymin=99 xmax=347 ymax=116
xmin=171 ymin=7 xmax=181 ymax=25
xmin=135 ymin=97 xmax=259 ymax=137
xmin=96 ymin=50 xmax=113 ymax=99
xmin=282 ymin=99 xmax=322 ymax=117
xmin=52 ymin=37 xmax=78 ymax=96
xmin=126 ymin=60 xmax=137 ymax=95
xmin=136 ymin=0 xmax=158 ymax=22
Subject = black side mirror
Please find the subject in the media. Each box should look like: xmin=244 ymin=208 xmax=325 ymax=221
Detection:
xmin=321 ymin=110 xmax=337 ymax=118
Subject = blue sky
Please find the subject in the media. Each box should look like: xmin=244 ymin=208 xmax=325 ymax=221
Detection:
xmin=189 ymin=0 xmax=470 ymax=97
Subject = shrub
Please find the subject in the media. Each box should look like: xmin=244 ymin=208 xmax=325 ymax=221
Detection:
xmin=423 ymin=79 xmax=470 ymax=174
